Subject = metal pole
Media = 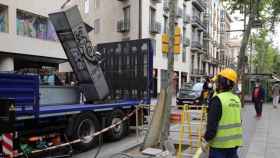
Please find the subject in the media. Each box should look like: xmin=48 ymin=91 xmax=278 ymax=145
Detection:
xmin=136 ymin=106 xmax=139 ymax=143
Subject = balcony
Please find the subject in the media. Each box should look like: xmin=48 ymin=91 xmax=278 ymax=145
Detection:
xmin=183 ymin=14 xmax=191 ymax=24
xmin=203 ymin=32 xmax=210 ymax=40
xmin=151 ymin=0 xmax=162 ymax=3
xmin=191 ymin=41 xmax=202 ymax=50
xmin=192 ymin=0 xmax=206 ymax=11
xmin=202 ymin=53 xmax=211 ymax=62
xmin=150 ymin=22 xmax=161 ymax=34
xmin=117 ymin=19 xmax=130 ymax=33
xmin=176 ymin=7 xmax=183 ymax=18
xmin=192 ymin=15 xmax=206 ymax=31
xmin=211 ymin=57 xmax=219 ymax=65
xmin=191 ymin=69 xmax=199 ymax=75
xmin=191 ymin=69 xmax=205 ymax=76
xmin=203 ymin=13 xmax=209 ymax=25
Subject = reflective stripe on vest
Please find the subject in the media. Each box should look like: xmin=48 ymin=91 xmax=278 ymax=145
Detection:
xmin=210 ymin=91 xmax=243 ymax=148
xmin=218 ymin=123 xmax=242 ymax=130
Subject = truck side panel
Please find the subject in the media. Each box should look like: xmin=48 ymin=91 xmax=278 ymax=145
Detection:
xmin=0 ymin=73 xmax=39 ymax=118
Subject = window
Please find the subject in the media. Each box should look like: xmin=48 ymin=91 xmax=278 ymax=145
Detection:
xmin=16 ymin=9 xmax=57 ymax=41
xmin=150 ymin=7 xmax=156 ymax=28
xmin=221 ymin=10 xmax=225 ymax=21
xmin=0 ymin=4 xmax=8 ymax=33
xmin=163 ymin=15 xmax=168 ymax=33
xmin=84 ymin=0 xmax=90 ymax=14
xmin=94 ymin=19 xmax=100 ymax=34
xmin=191 ymin=55 xmax=195 ymax=70
xmin=221 ymin=23 xmax=225 ymax=32
xmin=123 ymin=6 xmax=130 ymax=24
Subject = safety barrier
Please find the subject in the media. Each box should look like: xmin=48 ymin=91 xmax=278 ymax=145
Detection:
xmin=11 ymin=104 xmax=150 ymax=158
xmin=176 ymin=105 xmax=207 ymax=158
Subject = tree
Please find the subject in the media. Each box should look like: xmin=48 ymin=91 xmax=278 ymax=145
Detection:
xmin=224 ymin=0 xmax=280 ymax=105
xmin=251 ymin=29 xmax=280 ymax=74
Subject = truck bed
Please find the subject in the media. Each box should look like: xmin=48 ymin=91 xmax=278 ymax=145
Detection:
xmin=16 ymin=100 xmax=141 ymax=120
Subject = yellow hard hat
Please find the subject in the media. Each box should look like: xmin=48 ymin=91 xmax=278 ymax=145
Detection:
xmin=218 ymin=68 xmax=238 ymax=83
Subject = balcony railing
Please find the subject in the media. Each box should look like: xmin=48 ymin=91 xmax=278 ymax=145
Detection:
xmin=192 ymin=15 xmax=206 ymax=31
xmin=191 ymin=41 xmax=202 ymax=49
xmin=191 ymin=69 xmax=206 ymax=75
xmin=117 ymin=19 xmax=130 ymax=33
xmin=202 ymin=53 xmax=210 ymax=62
xmin=150 ymin=22 xmax=161 ymax=34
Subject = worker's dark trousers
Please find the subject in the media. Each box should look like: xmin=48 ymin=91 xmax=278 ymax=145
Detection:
xmin=209 ymin=147 xmax=238 ymax=158
xmin=254 ymin=101 xmax=263 ymax=116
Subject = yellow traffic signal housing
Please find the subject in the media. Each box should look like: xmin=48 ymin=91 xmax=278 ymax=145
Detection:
xmin=174 ymin=26 xmax=181 ymax=54
xmin=162 ymin=33 xmax=169 ymax=54
xmin=161 ymin=26 xmax=181 ymax=54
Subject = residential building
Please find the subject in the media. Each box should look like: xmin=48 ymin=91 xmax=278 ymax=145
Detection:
xmin=200 ymin=0 xmax=220 ymax=79
xmin=0 ymin=0 xmax=67 ymax=74
xmin=189 ymin=0 xmax=208 ymax=83
xmin=219 ymin=8 xmax=233 ymax=69
xmin=228 ymin=38 xmax=241 ymax=68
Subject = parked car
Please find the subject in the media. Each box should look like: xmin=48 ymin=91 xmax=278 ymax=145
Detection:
xmin=176 ymin=82 xmax=204 ymax=106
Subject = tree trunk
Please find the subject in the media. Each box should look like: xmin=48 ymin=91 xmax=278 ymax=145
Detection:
xmin=142 ymin=0 xmax=177 ymax=149
xmin=238 ymin=0 xmax=260 ymax=106
xmin=160 ymin=0 xmax=177 ymax=147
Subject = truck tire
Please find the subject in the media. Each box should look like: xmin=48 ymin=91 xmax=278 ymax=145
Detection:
xmin=67 ymin=112 xmax=100 ymax=151
xmin=105 ymin=109 xmax=129 ymax=141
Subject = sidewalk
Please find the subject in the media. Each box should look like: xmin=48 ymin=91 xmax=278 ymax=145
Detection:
xmin=241 ymin=103 xmax=280 ymax=158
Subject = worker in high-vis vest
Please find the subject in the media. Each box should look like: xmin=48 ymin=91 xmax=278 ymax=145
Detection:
xmin=202 ymin=68 xmax=243 ymax=158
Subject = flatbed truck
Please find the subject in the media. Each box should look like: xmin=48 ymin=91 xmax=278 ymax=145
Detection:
xmin=0 ymin=6 xmax=154 ymax=157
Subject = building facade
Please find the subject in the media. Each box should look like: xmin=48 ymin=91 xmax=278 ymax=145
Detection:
xmin=71 ymin=0 xmax=193 ymax=93
xmin=0 ymin=0 xmax=236 ymax=92
xmin=69 ymin=0 xmax=236 ymax=92
xmin=0 ymin=0 xmax=67 ymax=74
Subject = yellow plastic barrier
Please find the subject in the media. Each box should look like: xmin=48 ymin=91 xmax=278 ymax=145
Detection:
xmin=176 ymin=105 xmax=208 ymax=158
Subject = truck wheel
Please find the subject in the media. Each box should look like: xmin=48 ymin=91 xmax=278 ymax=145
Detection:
xmin=105 ymin=110 xmax=129 ymax=141
xmin=67 ymin=112 xmax=100 ymax=151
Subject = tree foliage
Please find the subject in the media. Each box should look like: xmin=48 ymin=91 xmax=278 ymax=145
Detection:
xmin=224 ymin=0 xmax=280 ymax=30
xmin=251 ymin=29 xmax=280 ymax=74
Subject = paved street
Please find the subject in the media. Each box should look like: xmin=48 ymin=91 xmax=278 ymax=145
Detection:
xmin=72 ymin=103 xmax=280 ymax=158
xmin=243 ymin=103 xmax=280 ymax=158
xmin=72 ymin=134 xmax=143 ymax=158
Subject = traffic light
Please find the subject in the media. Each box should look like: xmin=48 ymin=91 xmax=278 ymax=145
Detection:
xmin=161 ymin=26 xmax=181 ymax=54
xmin=174 ymin=26 xmax=181 ymax=54
xmin=162 ymin=33 xmax=169 ymax=54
